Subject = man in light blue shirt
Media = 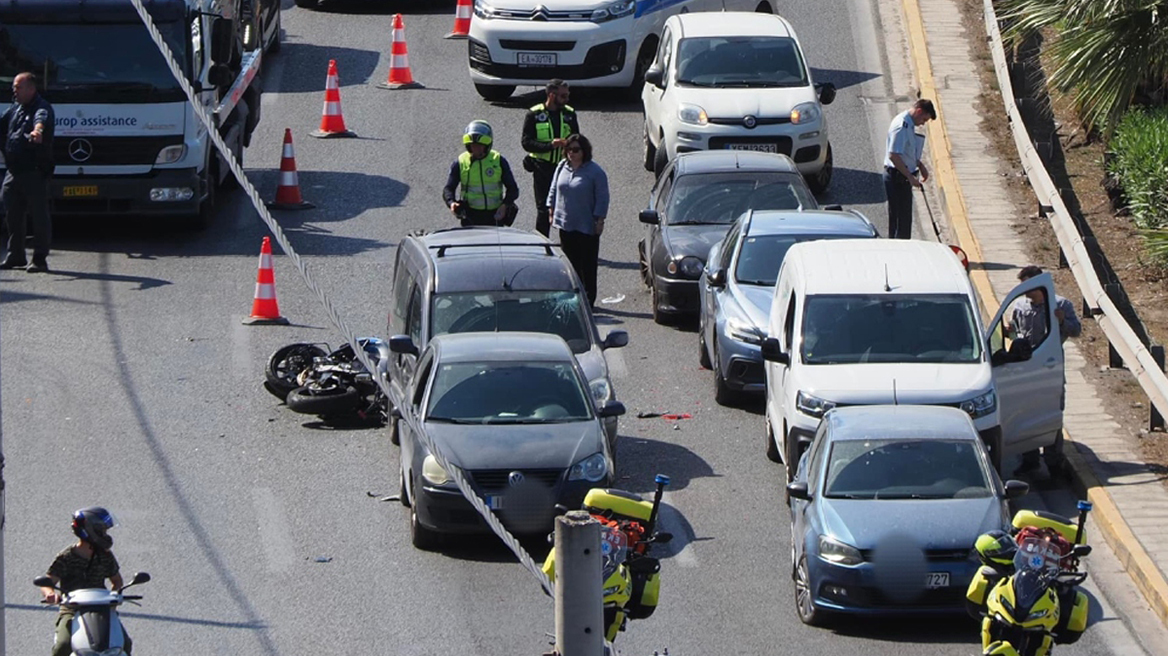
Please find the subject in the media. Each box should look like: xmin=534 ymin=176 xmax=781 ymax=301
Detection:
xmin=883 ymin=98 xmax=935 ymax=239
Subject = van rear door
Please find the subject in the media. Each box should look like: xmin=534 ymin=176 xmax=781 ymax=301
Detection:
xmin=986 ymin=272 xmax=1065 ymax=453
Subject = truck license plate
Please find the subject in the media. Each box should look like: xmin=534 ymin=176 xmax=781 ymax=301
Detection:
xmin=924 ymin=572 xmax=950 ymax=589
xmin=62 ymin=185 xmax=99 ymax=197
xmin=518 ymin=52 xmax=557 ymax=67
xmin=726 ymin=143 xmax=778 ymax=153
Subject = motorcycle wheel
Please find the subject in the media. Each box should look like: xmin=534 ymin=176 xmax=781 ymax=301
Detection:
xmin=286 ymin=384 xmax=361 ymax=415
xmin=265 ymin=344 xmax=327 ymax=401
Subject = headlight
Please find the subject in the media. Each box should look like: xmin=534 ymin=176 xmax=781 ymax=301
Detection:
xmin=591 ymin=0 xmax=635 ymax=22
xmin=818 ymin=535 xmax=863 ymax=566
xmin=589 ymin=378 xmax=613 ymax=403
xmin=959 ymin=389 xmax=997 ymax=419
xmin=678 ymin=104 xmax=708 ymax=126
xmin=473 ymin=1 xmax=499 ymax=19
xmin=666 ymin=256 xmax=705 ymax=279
xmin=796 ymin=391 xmax=835 ymax=418
xmin=155 ymin=144 xmax=186 ymax=164
xmin=1026 ymin=607 xmax=1051 ymax=621
xmin=568 ymin=452 xmax=608 ymax=482
xmin=726 ymin=318 xmax=764 ymax=345
xmin=790 ymin=102 xmax=821 ymax=125
xmin=422 ymin=455 xmax=450 ymax=486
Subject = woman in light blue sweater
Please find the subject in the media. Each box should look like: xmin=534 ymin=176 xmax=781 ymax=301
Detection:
xmin=546 ymin=133 xmax=609 ymax=307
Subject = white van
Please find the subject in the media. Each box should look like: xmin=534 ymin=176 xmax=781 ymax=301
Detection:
xmin=760 ymin=239 xmax=1065 ymax=478
xmin=466 ymin=0 xmax=775 ymax=101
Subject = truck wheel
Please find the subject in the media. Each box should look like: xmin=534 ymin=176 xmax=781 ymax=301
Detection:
xmin=268 ymin=10 xmax=282 ymax=53
xmin=294 ymin=0 xmax=319 ymax=9
xmin=193 ymin=170 xmax=216 ymax=229
xmin=475 ymin=84 xmax=515 ymax=102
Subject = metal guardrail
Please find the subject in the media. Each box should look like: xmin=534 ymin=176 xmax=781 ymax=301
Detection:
xmin=982 ymin=0 xmax=1168 ymax=430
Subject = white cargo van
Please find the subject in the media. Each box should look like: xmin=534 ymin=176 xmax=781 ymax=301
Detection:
xmin=761 ymin=239 xmax=1065 ymax=477
xmin=466 ymin=0 xmax=775 ymax=101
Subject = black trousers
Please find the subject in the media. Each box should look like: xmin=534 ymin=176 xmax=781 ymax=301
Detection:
xmin=2 ymin=170 xmax=52 ymax=261
xmin=559 ymin=229 xmax=600 ymax=307
xmin=531 ymin=160 xmax=555 ymax=238
xmin=883 ymin=167 xmax=914 ymax=240
xmin=459 ymin=207 xmax=499 ymax=228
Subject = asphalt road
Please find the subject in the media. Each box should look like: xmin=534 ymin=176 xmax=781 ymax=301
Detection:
xmin=2 ymin=0 xmax=1166 ymax=654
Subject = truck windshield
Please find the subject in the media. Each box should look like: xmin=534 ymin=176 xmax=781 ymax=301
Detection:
xmin=0 ymin=22 xmax=188 ymax=103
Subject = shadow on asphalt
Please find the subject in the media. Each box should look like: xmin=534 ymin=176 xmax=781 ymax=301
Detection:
xmin=828 ymin=613 xmax=978 ymax=643
xmin=613 ymin=434 xmax=717 ymax=494
xmin=817 ymin=166 xmax=887 ymax=207
xmin=265 ymin=42 xmax=382 ymax=91
xmin=809 ymin=67 xmax=882 ymax=92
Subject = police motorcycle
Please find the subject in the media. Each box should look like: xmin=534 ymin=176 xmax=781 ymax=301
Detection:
xmin=263 ymin=338 xmax=390 ymax=422
xmin=542 ymin=475 xmax=673 ymax=642
xmin=967 ymin=501 xmax=1093 ymax=655
xmin=35 ymin=571 xmax=151 ymax=656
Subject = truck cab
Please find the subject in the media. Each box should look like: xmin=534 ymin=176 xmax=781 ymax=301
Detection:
xmin=0 ymin=0 xmax=275 ymax=226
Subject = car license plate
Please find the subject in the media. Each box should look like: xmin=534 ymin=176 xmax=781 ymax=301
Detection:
xmin=726 ymin=143 xmax=779 ymax=153
xmin=924 ymin=572 xmax=950 ymax=589
xmin=486 ymin=495 xmax=505 ymax=510
xmin=62 ymin=185 xmax=99 ymax=197
xmin=518 ymin=52 xmax=557 ymax=67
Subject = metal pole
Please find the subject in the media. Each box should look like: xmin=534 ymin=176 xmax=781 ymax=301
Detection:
xmin=554 ymin=510 xmax=603 ymax=656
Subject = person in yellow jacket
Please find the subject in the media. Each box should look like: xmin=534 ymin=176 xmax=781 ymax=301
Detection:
xmin=521 ymin=80 xmax=580 ymax=236
xmin=442 ymin=120 xmax=520 ymax=227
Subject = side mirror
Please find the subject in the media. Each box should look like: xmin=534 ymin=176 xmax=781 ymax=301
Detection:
xmin=601 ymin=330 xmax=629 ymax=350
xmin=653 ymin=532 xmax=674 ymax=544
xmin=639 ymin=209 xmax=660 ymax=225
xmin=128 ymin=572 xmax=151 ymax=586
xmin=1003 ymin=479 xmax=1030 ymax=499
xmin=644 ymin=67 xmax=664 ymax=88
xmin=1072 ymin=544 xmax=1092 ymax=558
xmin=787 ymin=481 xmax=811 ymax=501
xmin=760 ymin=337 xmax=789 ymax=364
xmin=707 ymin=268 xmax=727 ymax=288
xmin=209 ymin=18 xmax=235 ymax=64
xmin=816 ymin=82 xmax=837 ymax=105
xmin=389 ymin=335 xmax=418 ymax=356
xmin=598 ymin=400 xmax=627 ymax=418
xmin=33 ymin=575 xmax=55 ymax=588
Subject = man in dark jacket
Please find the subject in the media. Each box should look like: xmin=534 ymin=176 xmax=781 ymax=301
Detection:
xmin=1 ymin=72 xmax=55 ymax=272
xmin=521 ymin=79 xmax=580 ymax=237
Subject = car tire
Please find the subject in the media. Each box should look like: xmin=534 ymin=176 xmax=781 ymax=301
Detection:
xmin=785 ymin=425 xmax=801 ymax=482
xmin=399 ymin=469 xmax=411 ymax=508
xmin=627 ymin=42 xmax=656 ymax=101
xmin=765 ymin=413 xmax=782 ymax=463
xmin=713 ymin=346 xmax=737 ymax=406
xmin=698 ymin=324 xmax=712 ymax=370
xmin=475 ymin=83 xmax=516 ymax=102
xmin=411 ymin=503 xmax=440 ymax=550
xmin=638 ymin=240 xmax=651 ymax=287
xmin=643 ymin=123 xmax=657 ymax=172
xmin=650 ymin=281 xmax=672 ymax=326
xmin=1044 ymin=430 xmax=1067 ymax=479
xmin=653 ymin=139 xmax=668 ymax=178
xmin=293 ymin=0 xmax=318 ymax=8
xmin=389 ymin=412 xmax=401 ymax=446
xmin=806 ymin=144 xmax=833 ymax=195
xmin=794 ymin=557 xmax=825 ymax=626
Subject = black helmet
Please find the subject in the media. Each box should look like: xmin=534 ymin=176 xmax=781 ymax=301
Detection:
xmin=72 ymin=507 xmax=117 ymax=550
xmin=462 ymin=120 xmax=494 ymax=152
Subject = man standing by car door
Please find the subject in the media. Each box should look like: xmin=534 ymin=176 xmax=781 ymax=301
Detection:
xmin=1 ymin=72 xmax=55 ymax=272
xmin=522 ymin=79 xmax=580 ymax=237
xmin=883 ymin=98 xmax=934 ymax=240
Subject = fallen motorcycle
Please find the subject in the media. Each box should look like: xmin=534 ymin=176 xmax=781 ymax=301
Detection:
xmin=264 ymin=338 xmax=390 ymax=422
xmin=35 ymin=571 xmax=150 ymax=656
xmin=542 ymin=474 xmax=673 ymax=643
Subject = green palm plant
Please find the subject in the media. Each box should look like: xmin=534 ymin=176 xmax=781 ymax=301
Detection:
xmin=997 ymin=0 xmax=1168 ymax=139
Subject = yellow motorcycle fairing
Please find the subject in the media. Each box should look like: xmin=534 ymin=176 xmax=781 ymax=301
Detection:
xmin=982 ymin=574 xmax=1059 ymax=656
xmin=584 ymin=488 xmax=653 ymax=523
xmin=542 ymin=544 xmax=633 ymax=640
xmin=1012 ymin=510 xmax=1082 ymax=545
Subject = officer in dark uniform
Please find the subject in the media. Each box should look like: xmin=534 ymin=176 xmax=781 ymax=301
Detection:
xmin=1 ymin=72 xmax=55 ymax=272
xmin=442 ymin=120 xmax=519 ymax=228
xmin=521 ymin=79 xmax=580 ymax=237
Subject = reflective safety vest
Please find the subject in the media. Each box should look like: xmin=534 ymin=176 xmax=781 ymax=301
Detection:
xmin=458 ymin=150 xmax=504 ymax=210
xmin=527 ymin=103 xmax=576 ymax=162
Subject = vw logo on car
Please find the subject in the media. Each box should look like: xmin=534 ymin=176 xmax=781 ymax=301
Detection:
xmin=508 ymin=471 xmax=525 ymax=487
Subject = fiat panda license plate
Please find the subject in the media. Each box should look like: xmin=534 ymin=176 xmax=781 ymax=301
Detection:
xmin=518 ymin=53 xmax=556 ymax=67
xmin=924 ymin=572 xmax=950 ymax=589
xmin=726 ymin=143 xmax=778 ymax=153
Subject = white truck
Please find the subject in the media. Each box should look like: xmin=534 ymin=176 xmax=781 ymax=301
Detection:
xmin=0 ymin=0 xmax=279 ymax=226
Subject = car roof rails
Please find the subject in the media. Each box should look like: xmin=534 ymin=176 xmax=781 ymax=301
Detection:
xmin=430 ymin=242 xmax=558 ymax=258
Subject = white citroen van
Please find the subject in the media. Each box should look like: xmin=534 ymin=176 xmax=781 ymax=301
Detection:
xmin=761 ymin=239 xmax=1065 ymax=478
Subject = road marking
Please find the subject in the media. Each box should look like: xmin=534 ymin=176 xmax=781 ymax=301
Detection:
xmin=253 ymin=487 xmax=296 ymax=574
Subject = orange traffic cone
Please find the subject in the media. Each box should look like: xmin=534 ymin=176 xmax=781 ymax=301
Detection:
xmin=266 ymin=128 xmax=314 ymax=210
xmin=310 ymin=59 xmax=357 ymax=139
xmin=242 ymin=236 xmax=290 ymax=326
xmin=378 ymin=14 xmax=423 ymax=89
xmin=445 ymin=0 xmax=471 ymax=39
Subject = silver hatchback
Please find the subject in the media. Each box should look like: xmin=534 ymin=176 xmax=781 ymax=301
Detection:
xmin=698 ymin=208 xmax=877 ymax=405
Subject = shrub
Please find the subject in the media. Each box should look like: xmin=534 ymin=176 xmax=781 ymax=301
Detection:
xmin=1108 ymin=108 xmax=1168 ymax=232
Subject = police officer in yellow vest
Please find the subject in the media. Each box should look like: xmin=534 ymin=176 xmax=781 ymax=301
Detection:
xmin=521 ymin=79 xmax=580 ymax=237
xmin=443 ymin=120 xmax=520 ymax=227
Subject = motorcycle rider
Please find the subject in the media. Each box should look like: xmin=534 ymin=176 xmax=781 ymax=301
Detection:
xmin=442 ymin=120 xmax=519 ymax=228
xmin=40 ymin=507 xmax=131 ymax=656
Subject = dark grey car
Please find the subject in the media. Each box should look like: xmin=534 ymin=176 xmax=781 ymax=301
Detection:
xmin=637 ymin=150 xmax=820 ymax=324
xmin=392 ymin=332 xmax=625 ymax=550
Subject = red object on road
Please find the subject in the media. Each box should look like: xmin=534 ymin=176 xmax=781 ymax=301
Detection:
xmin=310 ymin=59 xmax=357 ymax=138
xmin=243 ymin=236 xmax=290 ymax=326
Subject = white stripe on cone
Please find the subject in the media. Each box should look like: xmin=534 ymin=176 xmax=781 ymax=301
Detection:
xmin=259 ymin=253 xmax=273 ymax=269
xmin=324 ymin=101 xmax=341 ymax=115
xmin=280 ymin=171 xmax=299 ymax=186
xmin=326 ymin=75 xmax=338 ymax=90
xmin=254 ymin=283 xmax=276 ymax=300
xmin=457 ymin=6 xmax=470 ymax=17
xmin=283 ymin=143 xmax=295 ymax=158
xmin=391 ymin=54 xmax=410 ymax=68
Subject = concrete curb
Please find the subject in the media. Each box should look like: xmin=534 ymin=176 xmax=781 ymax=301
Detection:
xmin=899 ymin=0 xmax=1168 ymax=629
